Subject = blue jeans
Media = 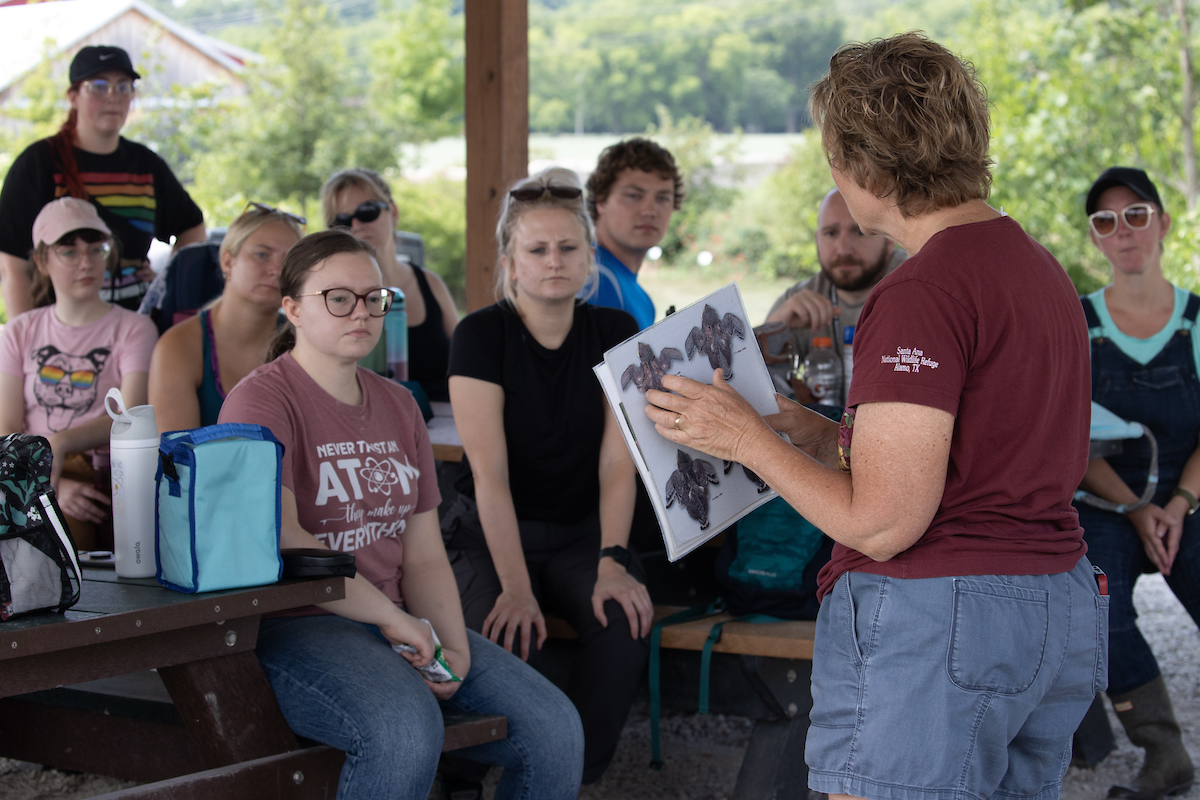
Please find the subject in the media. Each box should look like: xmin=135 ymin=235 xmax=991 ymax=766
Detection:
xmin=256 ymin=616 xmax=584 ymax=800
xmin=807 ymin=559 xmax=1107 ymax=800
xmin=1079 ymin=503 xmax=1200 ymax=695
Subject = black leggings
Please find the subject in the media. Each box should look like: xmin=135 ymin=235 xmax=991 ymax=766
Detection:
xmin=443 ymin=497 xmax=649 ymax=782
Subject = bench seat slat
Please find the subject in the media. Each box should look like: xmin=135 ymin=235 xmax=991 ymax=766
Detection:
xmin=544 ymin=605 xmax=816 ymax=661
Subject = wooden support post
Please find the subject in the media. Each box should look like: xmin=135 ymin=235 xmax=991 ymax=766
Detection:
xmin=464 ymin=0 xmax=528 ymax=312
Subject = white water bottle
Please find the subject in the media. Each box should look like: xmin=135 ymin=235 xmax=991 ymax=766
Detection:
xmin=106 ymin=388 xmax=159 ymax=578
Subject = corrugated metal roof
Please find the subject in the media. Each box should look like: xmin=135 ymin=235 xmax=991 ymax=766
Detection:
xmin=0 ymin=0 xmax=257 ymax=94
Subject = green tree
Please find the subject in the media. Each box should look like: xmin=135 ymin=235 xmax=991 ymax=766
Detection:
xmin=392 ymin=174 xmax=467 ymax=300
xmin=961 ymin=0 xmax=1200 ymax=292
xmin=368 ymin=0 xmax=465 ymax=144
xmin=0 ymin=40 xmax=65 ymax=178
xmin=529 ymin=0 xmax=834 ymax=134
xmin=191 ymin=0 xmax=393 ymax=220
xmin=643 ymin=107 xmax=741 ymax=263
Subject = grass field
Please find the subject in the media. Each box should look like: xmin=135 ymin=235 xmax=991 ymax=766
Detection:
xmin=637 ymin=264 xmax=799 ymax=328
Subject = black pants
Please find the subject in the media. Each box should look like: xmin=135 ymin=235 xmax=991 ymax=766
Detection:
xmin=443 ymin=497 xmax=650 ymax=783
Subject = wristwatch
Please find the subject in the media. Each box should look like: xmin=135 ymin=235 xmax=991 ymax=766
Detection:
xmin=599 ymin=545 xmax=631 ymax=568
xmin=1170 ymin=487 xmax=1199 ymax=516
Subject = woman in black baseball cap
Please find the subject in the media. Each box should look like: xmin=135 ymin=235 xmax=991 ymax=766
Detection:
xmin=1076 ymin=166 xmax=1198 ymax=800
xmin=0 ymin=45 xmax=206 ymax=318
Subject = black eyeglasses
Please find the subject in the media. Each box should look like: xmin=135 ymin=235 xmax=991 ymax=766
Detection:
xmin=508 ymin=185 xmax=583 ymax=202
xmin=294 ymin=287 xmax=397 ymax=317
xmin=242 ymin=202 xmax=307 ymax=230
xmin=330 ymin=200 xmax=390 ymax=229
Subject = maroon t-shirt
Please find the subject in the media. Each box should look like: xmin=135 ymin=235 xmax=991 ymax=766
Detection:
xmin=219 ymin=353 xmax=441 ymax=612
xmin=817 ymin=216 xmax=1090 ymax=599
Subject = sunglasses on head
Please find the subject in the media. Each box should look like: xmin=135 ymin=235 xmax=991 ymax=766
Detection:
xmin=508 ymin=185 xmax=583 ymax=202
xmin=330 ymin=200 xmax=390 ymax=229
xmin=242 ymin=202 xmax=307 ymax=230
xmin=1089 ymin=202 xmax=1156 ymax=239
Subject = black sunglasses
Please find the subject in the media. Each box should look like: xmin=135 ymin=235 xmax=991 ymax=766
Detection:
xmin=508 ymin=185 xmax=583 ymax=202
xmin=330 ymin=200 xmax=390 ymax=229
xmin=242 ymin=201 xmax=306 ymax=230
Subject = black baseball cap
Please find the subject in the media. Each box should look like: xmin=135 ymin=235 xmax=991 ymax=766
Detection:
xmin=1086 ymin=167 xmax=1163 ymax=215
xmin=69 ymin=46 xmax=140 ymax=84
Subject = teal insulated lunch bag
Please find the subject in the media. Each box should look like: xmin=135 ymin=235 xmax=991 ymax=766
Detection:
xmin=155 ymin=424 xmax=284 ymax=593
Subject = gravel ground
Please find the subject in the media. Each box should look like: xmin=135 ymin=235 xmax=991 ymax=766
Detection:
xmin=3 ymin=574 xmax=1197 ymax=800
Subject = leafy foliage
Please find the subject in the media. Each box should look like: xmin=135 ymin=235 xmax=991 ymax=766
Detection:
xmin=958 ymin=0 xmax=1199 ymax=292
xmin=368 ymin=0 xmax=465 ymax=143
xmin=529 ymin=0 xmax=842 ymax=134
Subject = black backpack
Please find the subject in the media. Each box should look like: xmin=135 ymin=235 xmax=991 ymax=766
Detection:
xmin=146 ymin=242 xmax=224 ymax=335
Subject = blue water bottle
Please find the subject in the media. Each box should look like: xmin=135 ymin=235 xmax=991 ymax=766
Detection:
xmin=384 ymin=287 xmax=407 ymax=382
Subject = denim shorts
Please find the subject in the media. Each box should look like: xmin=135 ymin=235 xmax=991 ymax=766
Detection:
xmin=806 ymin=557 xmax=1108 ymax=800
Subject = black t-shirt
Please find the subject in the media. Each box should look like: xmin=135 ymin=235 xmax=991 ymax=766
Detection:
xmin=449 ymin=301 xmax=638 ymax=524
xmin=0 ymin=137 xmax=204 ymax=308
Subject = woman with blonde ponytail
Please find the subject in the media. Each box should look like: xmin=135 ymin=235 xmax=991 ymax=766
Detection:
xmin=0 ymin=45 xmax=206 ymax=318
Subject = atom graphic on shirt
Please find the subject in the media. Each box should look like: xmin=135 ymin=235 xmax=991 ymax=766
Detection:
xmin=360 ymin=457 xmax=400 ymax=495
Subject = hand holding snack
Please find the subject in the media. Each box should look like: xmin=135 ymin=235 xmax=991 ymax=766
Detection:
xmin=392 ymin=618 xmax=462 ymax=683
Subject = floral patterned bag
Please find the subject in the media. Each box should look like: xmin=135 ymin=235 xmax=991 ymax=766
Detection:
xmin=0 ymin=433 xmax=81 ymax=619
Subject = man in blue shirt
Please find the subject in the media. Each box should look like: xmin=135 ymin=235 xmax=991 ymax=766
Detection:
xmin=585 ymin=138 xmax=685 ymax=329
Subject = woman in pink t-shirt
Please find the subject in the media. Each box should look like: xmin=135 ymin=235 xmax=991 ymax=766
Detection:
xmin=0 ymin=197 xmax=157 ymax=548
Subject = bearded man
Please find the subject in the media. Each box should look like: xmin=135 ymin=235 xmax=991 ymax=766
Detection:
xmin=763 ymin=187 xmax=906 ymax=403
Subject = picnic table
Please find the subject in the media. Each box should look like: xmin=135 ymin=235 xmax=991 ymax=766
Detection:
xmin=0 ymin=567 xmax=506 ymax=797
xmin=0 ymin=566 xmax=346 ymax=793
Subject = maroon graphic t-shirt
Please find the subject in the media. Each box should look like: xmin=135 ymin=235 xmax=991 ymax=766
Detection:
xmin=220 ymin=353 xmax=440 ymax=612
xmin=817 ymin=216 xmax=1090 ymax=599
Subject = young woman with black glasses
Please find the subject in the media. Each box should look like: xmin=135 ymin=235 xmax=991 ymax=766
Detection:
xmin=0 ymin=45 xmax=205 ymax=318
xmin=218 ymin=229 xmax=584 ymax=800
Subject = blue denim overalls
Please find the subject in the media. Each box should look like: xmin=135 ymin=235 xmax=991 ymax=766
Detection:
xmin=1075 ymin=293 xmax=1200 ymax=695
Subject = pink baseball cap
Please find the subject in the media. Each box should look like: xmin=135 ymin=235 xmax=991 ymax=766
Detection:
xmin=32 ymin=197 xmax=111 ymax=247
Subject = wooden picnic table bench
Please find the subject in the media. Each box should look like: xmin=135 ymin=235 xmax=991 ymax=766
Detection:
xmin=0 ymin=566 xmax=505 ymax=799
xmin=548 ymin=603 xmax=817 ymax=800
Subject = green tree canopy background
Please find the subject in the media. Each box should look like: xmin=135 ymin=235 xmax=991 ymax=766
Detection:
xmin=4 ymin=0 xmax=1200 ymax=311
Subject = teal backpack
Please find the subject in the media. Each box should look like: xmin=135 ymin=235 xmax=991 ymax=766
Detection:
xmin=648 ymin=497 xmax=832 ymax=768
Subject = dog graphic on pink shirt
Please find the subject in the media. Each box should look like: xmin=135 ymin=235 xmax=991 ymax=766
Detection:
xmin=31 ymin=345 xmax=110 ymax=432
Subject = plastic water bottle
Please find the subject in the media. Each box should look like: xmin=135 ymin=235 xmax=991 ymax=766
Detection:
xmin=842 ymin=324 xmax=856 ymax=401
xmin=803 ymin=336 xmax=844 ymax=408
xmin=384 ymin=287 xmax=407 ymax=382
xmin=105 ymin=388 xmax=159 ymax=579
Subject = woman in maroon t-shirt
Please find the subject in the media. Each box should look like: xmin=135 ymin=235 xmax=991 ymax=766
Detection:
xmin=645 ymin=33 xmax=1102 ymax=800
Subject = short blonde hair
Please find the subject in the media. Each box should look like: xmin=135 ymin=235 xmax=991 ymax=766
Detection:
xmin=320 ymin=168 xmax=395 ymax=228
xmin=809 ymin=33 xmax=993 ymax=218
xmin=494 ymin=167 xmax=597 ymax=304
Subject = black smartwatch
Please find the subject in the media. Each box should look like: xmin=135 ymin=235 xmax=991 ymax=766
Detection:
xmin=599 ymin=545 xmax=631 ymax=568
